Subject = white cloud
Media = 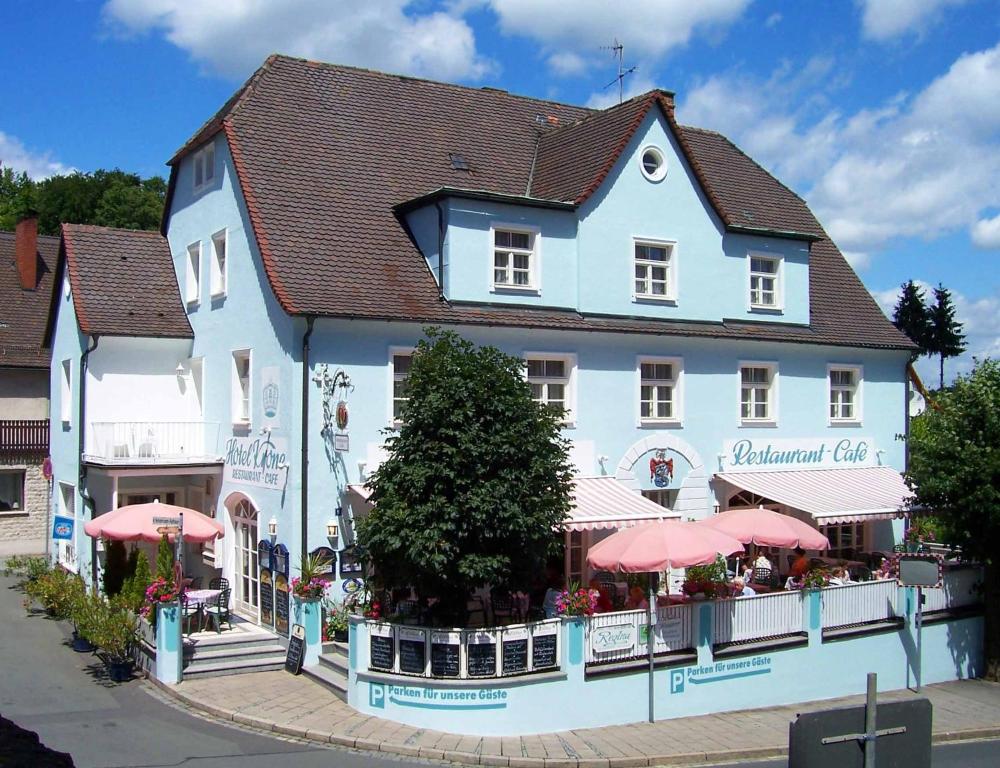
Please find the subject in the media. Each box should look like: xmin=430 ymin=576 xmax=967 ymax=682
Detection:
xmin=971 ymin=213 xmax=1000 ymax=249
xmin=548 ymin=51 xmax=588 ymax=78
xmin=841 ymin=250 xmax=871 ymax=271
xmin=764 ymin=12 xmax=782 ymax=29
xmin=0 ymin=131 xmax=72 ymax=179
xmin=585 ymin=75 xmax=658 ymax=110
xmin=873 ymin=281 xmax=999 ymax=383
xmin=856 ymin=0 xmax=968 ymax=41
xmin=101 ymin=0 xmax=493 ymax=82
xmin=487 ymin=0 xmax=750 ymax=76
xmin=678 ymin=43 xmax=1000 ymax=255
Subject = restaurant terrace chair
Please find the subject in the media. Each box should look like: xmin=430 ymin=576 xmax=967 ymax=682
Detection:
xmin=395 ymin=599 xmax=421 ymax=625
xmin=751 ymin=567 xmax=772 ymax=587
xmin=490 ymin=589 xmax=520 ymax=625
xmin=181 ymin=593 xmax=201 ymax=635
xmin=209 ymin=577 xmax=229 ymax=591
xmin=204 ymin=587 xmax=232 ymax=633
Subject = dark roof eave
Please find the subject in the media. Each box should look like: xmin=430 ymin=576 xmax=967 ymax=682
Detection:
xmin=394 ymin=187 xmax=576 ymax=215
xmin=725 ymin=224 xmax=823 ymax=243
xmin=85 ymin=329 xmax=194 ymax=341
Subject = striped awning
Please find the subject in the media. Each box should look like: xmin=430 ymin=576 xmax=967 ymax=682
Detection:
xmin=566 ymin=476 xmax=680 ymax=532
xmin=715 ymin=466 xmax=913 ymax=525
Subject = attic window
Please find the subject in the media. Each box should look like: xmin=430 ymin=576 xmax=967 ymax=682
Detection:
xmin=449 ymin=153 xmax=470 ymax=171
xmin=639 ymin=145 xmax=667 ymax=182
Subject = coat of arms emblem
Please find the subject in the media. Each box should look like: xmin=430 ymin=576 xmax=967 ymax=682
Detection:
xmin=649 ymin=449 xmax=674 ymax=488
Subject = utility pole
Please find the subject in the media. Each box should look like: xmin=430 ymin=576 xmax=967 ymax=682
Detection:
xmin=602 ymin=39 xmax=636 ymax=104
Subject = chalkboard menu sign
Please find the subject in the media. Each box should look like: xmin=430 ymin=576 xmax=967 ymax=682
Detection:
xmin=285 ymin=624 xmax=306 ymax=675
xmin=339 ymin=545 xmax=363 ymax=575
xmin=398 ymin=628 xmax=426 ymax=675
xmin=259 ymin=569 xmax=275 ymax=628
xmin=369 ymin=624 xmax=394 ymax=671
xmin=466 ymin=631 xmax=498 ymax=677
xmin=502 ymin=627 xmax=529 ymax=676
xmin=257 ymin=540 xmax=273 ymax=571
xmin=532 ymin=627 xmax=558 ymax=669
xmin=272 ymin=543 xmax=290 ymax=576
xmin=309 ymin=547 xmax=337 ymax=578
xmin=431 ymin=631 xmax=461 ymax=677
xmin=275 ymin=573 xmax=290 ymax=636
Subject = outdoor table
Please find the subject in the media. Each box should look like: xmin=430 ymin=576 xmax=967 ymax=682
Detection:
xmin=184 ymin=588 xmax=221 ymax=632
xmin=812 ymin=556 xmax=867 ymax=577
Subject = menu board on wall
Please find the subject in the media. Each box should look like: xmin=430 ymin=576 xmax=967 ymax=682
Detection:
xmin=259 ymin=569 xmax=274 ymax=628
xmin=257 ymin=540 xmax=273 ymax=572
xmin=275 ymin=573 xmax=290 ymax=636
xmin=430 ymin=631 xmax=461 ymax=677
xmin=501 ymin=627 xmax=529 ymax=675
xmin=309 ymin=547 xmax=337 ymax=578
xmin=466 ymin=631 xmax=497 ymax=677
xmin=272 ymin=543 xmax=290 ymax=576
xmin=369 ymin=624 xmax=394 ymax=671
xmin=398 ymin=628 xmax=426 ymax=675
xmin=531 ymin=625 xmax=558 ymax=669
xmin=339 ymin=545 xmax=363 ymax=575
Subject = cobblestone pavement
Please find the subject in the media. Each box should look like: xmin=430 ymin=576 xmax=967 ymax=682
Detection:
xmin=166 ymin=672 xmax=1000 ymax=767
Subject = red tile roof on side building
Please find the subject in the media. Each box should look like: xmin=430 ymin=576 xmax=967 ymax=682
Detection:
xmin=58 ymin=224 xmax=192 ymax=339
xmin=166 ymin=55 xmax=912 ymax=352
xmin=0 ymin=230 xmax=59 ymax=368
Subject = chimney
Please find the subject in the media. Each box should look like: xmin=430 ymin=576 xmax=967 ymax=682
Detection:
xmin=15 ymin=215 xmax=38 ymax=290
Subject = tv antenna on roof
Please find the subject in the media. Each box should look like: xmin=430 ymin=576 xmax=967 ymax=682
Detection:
xmin=601 ymin=38 xmax=636 ymax=105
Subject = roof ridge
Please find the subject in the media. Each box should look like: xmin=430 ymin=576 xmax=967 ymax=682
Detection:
xmin=540 ymin=89 xmax=667 ymax=138
xmin=0 ymin=230 xmax=60 ymax=242
xmin=62 ymin=222 xmax=165 ymax=237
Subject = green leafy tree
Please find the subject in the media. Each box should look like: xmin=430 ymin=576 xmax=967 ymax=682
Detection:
xmin=906 ymin=358 xmax=1000 ymax=679
xmin=927 ymin=284 xmax=967 ymax=389
xmin=0 ymin=166 xmax=38 ymax=230
xmin=892 ymin=280 xmax=932 ymax=360
xmin=357 ymin=328 xmax=574 ymax=623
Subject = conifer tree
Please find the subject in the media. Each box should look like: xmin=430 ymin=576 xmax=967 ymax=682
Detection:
xmin=927 ymin=284 xmax=967 ymax=389
xmin=155 ymin=534 xmax=175 ymax=585
xmin=891 ymin=280 xmax=932 ymax=360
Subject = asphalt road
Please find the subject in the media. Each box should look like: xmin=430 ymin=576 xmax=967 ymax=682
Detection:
xmin=0 ymin=575 xmax=433 ymax=768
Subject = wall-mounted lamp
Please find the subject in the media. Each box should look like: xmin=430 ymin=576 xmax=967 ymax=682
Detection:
xmin=267 ymin=516 xmax=278 ymax=538
xmin=326 ymin=518 xmax=339 ymax=539
xmin=259 ymin=425 xmax=272 ymax=436
xmin=175 ymin=362 xmax=190 ymax=381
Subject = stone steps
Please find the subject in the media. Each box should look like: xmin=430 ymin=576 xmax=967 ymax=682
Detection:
xmin=181 ymin=629 xmax=286 ymax=679
xmin=302 ymin=651 xmax=348 ymax=701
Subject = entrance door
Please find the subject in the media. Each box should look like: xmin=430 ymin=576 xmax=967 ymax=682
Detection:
xmin=233 ymin=500 xmax=260 ymax=618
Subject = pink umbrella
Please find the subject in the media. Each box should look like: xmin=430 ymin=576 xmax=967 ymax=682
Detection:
xmin=84 ymin=501 xmax=224 ymax=543
xmin=700 ymin=506 xmax=829 ymax=551
xmin=587 ymin=519 xmax=744 ymax=573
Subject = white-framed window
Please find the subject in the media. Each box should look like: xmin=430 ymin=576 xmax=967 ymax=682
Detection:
xmin=634 ymin=239 xmax=676 ymax=301
xmin=57 ymin=482 xmax=76 ymax=571
xmin=526 ymin=353 xmax=576 ymax=425
xmin=642 ymin=488 xmax=678 ymax=510
xmin=193 ymin=143 xmax=216 ymax=191
xmin=829 ymin=365 xmax=862 ymax=423
xmin=186 ymin=242 xmax=201 ymax=305
xmin=822 ymin=522 xmax=866 ymax=559
xmin=60 ymin=359 xmax=72 ymax=424
xmin=0 ymin=470 xmax=26 ymax=513
xmin=748 ymin=253 xmax=782 ymax=310
xmin=639 ymin=145 xmax=668 ymax=182
xmin=492 ymin=226 xmax=537 ymax=290
xmin=638 ymin=356 xmax=682 ymax=424
xmin=740 ymin=362 xmax=777 ymax=424
xmin=232 ymin=350 xmax=251 ymax=425
xmin=210 ymin=229 xmax=227 ymax=297
xmin=389 ymin=347 xmax=414 ymax=426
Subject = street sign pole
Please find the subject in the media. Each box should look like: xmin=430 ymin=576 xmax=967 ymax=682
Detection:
xmin=864 ymin=672 xmax=877 ymax=768
xmin=915 ymin=586 xmax=923 ymax=692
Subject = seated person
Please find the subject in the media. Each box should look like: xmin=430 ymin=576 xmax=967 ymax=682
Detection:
xmin=789 ymin=547 xmax=811 ymax=578
xmin=785 ymin=575 xmax=804 ymax=590
xmin=732 ymin=577 xmax=755 ymax=597
xmin=874 ymin=558 xmax=893 ymax=580
xmin=588 ymin=578 xmax=614 ymax=613
xmin=754 ymin=551 xmax=773 ymax=570
xmin=625 ymin=585 xmax=648 ymax=610
xmin=740 ymin=556 xmax=755 ymax=580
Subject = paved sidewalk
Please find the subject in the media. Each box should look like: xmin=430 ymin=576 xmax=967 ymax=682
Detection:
xmin=162 ymin=672 xmax=1000 ymax=767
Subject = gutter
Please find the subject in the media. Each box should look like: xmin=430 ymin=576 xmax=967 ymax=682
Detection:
xmin=300 ymin=316 xmax=316 ymax=564
xmin=79 ymin=334 xmax=99 ymax=584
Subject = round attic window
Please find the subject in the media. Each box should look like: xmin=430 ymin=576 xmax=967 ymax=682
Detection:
xmin=640 ymin=146 xmax=667 ymax=182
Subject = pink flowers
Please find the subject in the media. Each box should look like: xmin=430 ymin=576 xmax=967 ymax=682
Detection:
xmin=555 ymin=586 xmax=599 ymax=616
xmin=291 ymin=576 xmax=327 ymax=599
xmin=141 ymin=577 xmax=179 ymax=617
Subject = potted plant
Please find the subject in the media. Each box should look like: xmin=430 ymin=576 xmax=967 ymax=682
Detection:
xmin=292 ymin=552 xmax=332 ymax=601
xmin=682 ymin=557 xmax=729 ymax=600
xmin=141 ymin=576 xmax=179 ymax=628
xmin=905 ymin=517 xmax=938 ymax=553
xmin=554 ymin=582 xmax=599 ymax=617
xmin=90 ymin=595 xmax=139 ymax=682
xmin=801 ymin=566 xmax=830 ymax=590
xmin=323 ymin=600 xmax=350 ymax=642
xmin=65 ymin=576 xmax=97 ymax=652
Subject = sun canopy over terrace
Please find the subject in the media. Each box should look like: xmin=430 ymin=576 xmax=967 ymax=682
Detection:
xmin=701 ymin=506 xmax=830 ymax=550
xmin=84 ymin=500 xmax=224 ymax=543
xmin=565 ymin=476 xmax=681 ymax=532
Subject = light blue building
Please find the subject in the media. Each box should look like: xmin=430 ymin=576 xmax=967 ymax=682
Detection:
xmin=49 ymin=55 xmax=918 ymax=628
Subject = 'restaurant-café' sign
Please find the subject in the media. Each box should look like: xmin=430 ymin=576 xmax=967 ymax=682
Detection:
xmin=721 ymin=437 xmax=877 ymax=473
xmin=224 ymin=436 xmax=288 ymax=491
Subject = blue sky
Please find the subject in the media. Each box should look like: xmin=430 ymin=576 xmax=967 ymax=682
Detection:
xmin=3 ymin=1 xmax=997 ymax=383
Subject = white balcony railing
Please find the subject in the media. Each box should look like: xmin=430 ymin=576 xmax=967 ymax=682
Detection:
xmin=713 ymin=590 xmax=804 ymax=644
xmin=821 ymin=580 xmax=899 ymax=629
xmin=586 ymin=604 xmax=694 ymax=664
xmin=86 ymin=421 xmax=221 ymax=464
xmin=922 ymin=567 xmax=982 ymax=613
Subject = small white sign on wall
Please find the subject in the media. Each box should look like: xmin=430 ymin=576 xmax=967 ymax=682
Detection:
xmin=260 ymin=366 xmax=281 ymax=429
xmin=590 ymin=623 xmax=636 ymax=655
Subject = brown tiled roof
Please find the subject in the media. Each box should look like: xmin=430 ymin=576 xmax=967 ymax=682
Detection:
xmin=0 ymin=231 xmax=58 ymax=368
xmin=168 ymin=55 xmax=912 ymax=351
xmin=61 ymin=224 xmax=192 ymax=339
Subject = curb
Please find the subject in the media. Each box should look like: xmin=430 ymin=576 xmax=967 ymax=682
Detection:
xmin=151 ymin=677 xmax=1000 ymax=767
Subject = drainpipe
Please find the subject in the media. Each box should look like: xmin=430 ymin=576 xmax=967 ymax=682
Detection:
xmin=434 ymin=200 xmax=447 ymax=301
xmin=300 ymin=316 xmax=316 ymax=565
xmin=79 ymin=335 xmax=99 ymax=584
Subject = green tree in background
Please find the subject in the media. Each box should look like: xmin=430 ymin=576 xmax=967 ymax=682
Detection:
xmin=892 ymin=280 xmax=932 ymax=360
xmin=155 ymin=534 xmax=175 ymax=585
xmin=0 ymin=164 xmax=166 ymax=234
xmin=927 ymin=284 xmax=967 ymax=389
xmin=906 ymin=358 xmax=1000 ymax=680
xmin=102 ymin=539 xmax=129 ymax=596
xmin=358 ymin=328 xmax=574 ymax=624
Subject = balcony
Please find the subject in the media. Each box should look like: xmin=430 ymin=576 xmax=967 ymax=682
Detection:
xmin=0 ymin=420 xmax=49 ymax=455
xmin=86 ymin=421 xmax=221 ymax=465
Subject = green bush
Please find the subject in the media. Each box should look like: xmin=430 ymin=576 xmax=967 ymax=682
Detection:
xmin=25 ymin=568 xmax=81 ymax=619
xmin=3 ymin=555 xmax=51 ymax=585
xmin=120 ymin=550 xmax=152 ymax=613
xmin=85 ymin=593 xmax=138 ymax=663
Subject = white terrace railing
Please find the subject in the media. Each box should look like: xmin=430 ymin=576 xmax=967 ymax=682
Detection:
xmin=713 ymin=590 xmax=804 ymax=645
xmin=367 ymin=618 xmax=561 ymax=679
xmin=821 ymin=580 xmax=900 ymax=630
xmin=586 ymin=604 xmax=694 ymax=664
xmin=922 ymin=567 xmax=982 ymax=613
xmin=87 ymin=421 xmax=221 ymax=464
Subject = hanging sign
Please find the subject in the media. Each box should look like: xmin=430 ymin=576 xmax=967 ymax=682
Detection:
xmin=334 ymin=433 xmax=350 ymax=453
xmin=272 ymin=543 xmax=290 ymax=576
xmin=336 ymin=400 xmax=349 ymax=430
xmin=223 ymin=436 xmax=288 ymax=491
xmin=309 ymin=547 xmax=337 ymax=578
xmin=721 ymin=437 xmax=877 ymax=472
xmin=42 ymin=457 xmax=53 ymax=481
xmin=52 ymin=516 xmax=74 ymax=541
xmin=257 ymin=539 xmax=273 ymax=571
